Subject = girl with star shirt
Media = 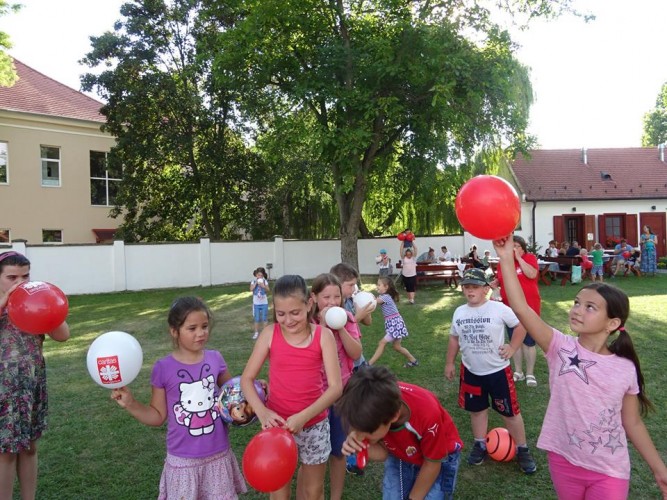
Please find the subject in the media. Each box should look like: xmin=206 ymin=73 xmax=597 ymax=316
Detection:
xmin=494 ymin=235 xmax=667 ymax=499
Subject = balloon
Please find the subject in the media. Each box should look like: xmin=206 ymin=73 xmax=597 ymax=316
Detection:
xmin=243 ymin=427 xmax=298 ymax=492
xmin=406 ymin=233 xmax=415 ymax=242
xmin=486 ymin=427 xmax=516 ymax=462
xmin=455 ymin=175 xmax=521 ymax=240
xmin=325 ymin=306 xmax=348 ymax=330
xmin=353 ymin=291 xmax=377 ymax=312
xmin=7 ymin=281 xmax=69 ymax=334
xmin=86 ymin=331 xmax=143 ymax=389
xmin=397 ymin=232 xmax=406 ymax=241
xmin=218 ymin=376 xmax=266 ymax=426
xmin=356 ymin=438 xmax=369 ymax=470
xmin=622 ymin=251 xmax=631 ymax=259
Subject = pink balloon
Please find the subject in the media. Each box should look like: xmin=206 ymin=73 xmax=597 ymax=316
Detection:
xmin=455 ymin=175 xmax=520 ymax=240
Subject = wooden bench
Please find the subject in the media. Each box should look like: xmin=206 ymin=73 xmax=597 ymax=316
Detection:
xmin=397 ymin=262 xmax=465 ymax=287
xmin=540 ymin=256 xmax=580 ymax=286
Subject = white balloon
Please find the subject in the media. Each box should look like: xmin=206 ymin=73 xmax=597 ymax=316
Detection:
xmin=86 ymin=331 xmax=143 ymax=389
xmin=325 ymin=306 xmax=348 ymax=330
xmin=353 ymin=291 xmax=377 ymax=312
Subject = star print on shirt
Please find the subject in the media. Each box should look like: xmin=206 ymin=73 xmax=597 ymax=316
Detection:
xmin=604 ymin=432 xmax=624 ymax=454
xmin=557 ymin=347 xmax=597 ymax=383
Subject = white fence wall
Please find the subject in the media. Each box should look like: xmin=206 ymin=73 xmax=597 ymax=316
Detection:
xmin=4 ymin=234 xmax=469 ymax=296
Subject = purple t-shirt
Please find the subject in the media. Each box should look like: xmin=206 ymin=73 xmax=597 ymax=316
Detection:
xmin=151 ymin=350 xmax=230 ymax=458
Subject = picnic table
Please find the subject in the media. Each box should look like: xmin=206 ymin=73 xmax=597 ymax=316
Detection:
xmin=396 ymin=261 xmax=470 ymax=287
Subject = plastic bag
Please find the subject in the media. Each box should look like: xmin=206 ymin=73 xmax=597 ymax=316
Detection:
xmin=571 ymin=265 xmax=582 ymax=284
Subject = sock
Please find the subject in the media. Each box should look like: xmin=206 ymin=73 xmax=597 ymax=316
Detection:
xmin=474 ymin=438 xmax=487 ymax=450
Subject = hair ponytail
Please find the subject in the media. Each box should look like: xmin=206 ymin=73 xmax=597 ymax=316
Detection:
xmin=608 ymin=327 xmax=653 ymax=415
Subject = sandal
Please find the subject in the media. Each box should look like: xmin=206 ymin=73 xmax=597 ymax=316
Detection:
xmin=404 ymin=360 xmax=419 ymax=368
xmin=513 ymin=371 xmax=525 ymax=382
xmin=526 ymin=375 xmax=537 ymax=387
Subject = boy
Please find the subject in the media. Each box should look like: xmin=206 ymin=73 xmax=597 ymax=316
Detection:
xmin=589 ymin=242 xmax=605 ymax=282
xmin=337 ymin=366 xmax=462 ymax=499
xmin=444 ymin=268 xmax=537 ymax=474
xmin=249 ymin=267 xmax=269 ymax=340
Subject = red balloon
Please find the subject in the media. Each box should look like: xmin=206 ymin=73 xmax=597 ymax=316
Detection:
xmin=406 ymin=232 xmax=415 ymax=242
xmin=397 ymin=232 xmax=406 ymax=241
xmin=455 ymin=175 xmax=520 ymax=240
xmin=7 ymin=281 xmax=69 ymax=335
xmin=243 ymin=428 xmax=298 ymax=492
xmin=356 ymin=438 xmax=369 ymax=469
xmin=486 ymin=427 xmax=516 ymax=462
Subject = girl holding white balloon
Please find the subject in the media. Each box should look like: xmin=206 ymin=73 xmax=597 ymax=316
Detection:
xmin=310 ymin=273 xmax=362 ymax=500
xmin=109 ymin=296 xmax=247 ymax=499
xmin=368 ymin=276 xmax=419 ymax=368
xmin=0 ymin=251 xmax=70 ymax=500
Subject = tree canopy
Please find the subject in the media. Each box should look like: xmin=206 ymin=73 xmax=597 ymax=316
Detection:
xmin=642 ymin=82 xmax=667 ymax=147
xmin=0 ymin=1 xmax=21 ymax=87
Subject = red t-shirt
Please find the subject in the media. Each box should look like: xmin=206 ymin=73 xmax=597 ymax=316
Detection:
xmin=497 ymin=253 xmax=541 ymax=315
xmin=382 ymin=383 xmax=462 ymax=466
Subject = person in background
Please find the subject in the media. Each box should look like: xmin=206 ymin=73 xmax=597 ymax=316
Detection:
xmin=578 ymin=248 xmax=593 ymax=280
xmin=416 ymin=247 xmax=437 ymax=264
xmin=640 ymin=225 xmax=658 ymax=276
xmin=0 ymin=251 xmax=70 ymax=500
xmin=612 ymin=239 xmax=634 ymax=277
xmin=546 ymin=240 xmax=559 ymax=258
xmin=400 ymin=247 xmax=418 ymax=305
xmin=468 ymin=245 xmax=485 ymax=269
xmin=438 ymin=245 xmax=453 ymax=262
xmin=481 ymin=250 xmax=492 ymax=268
xmin=376 ymin=249 xmax=392 ymax=277
xmin=589 ymin=242 xmax=605 ymax=282
xmin=250 ymin=267 xmax=269 ymax=340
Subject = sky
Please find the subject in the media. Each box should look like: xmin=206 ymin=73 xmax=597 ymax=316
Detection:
xmin=2 ymin=0 xmax=666 ymax=150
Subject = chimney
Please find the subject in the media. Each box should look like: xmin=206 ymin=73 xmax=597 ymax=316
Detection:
xmin=581 ymin=147 xmax=588 ymax=165
xmin=660 ymin=143 xmax=665 ymax=162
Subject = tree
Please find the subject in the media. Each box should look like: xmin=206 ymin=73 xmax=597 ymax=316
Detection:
xmin=209 ymin=0 xmax=552 ymax=267
xmin=642 ymin=82 xmax=667 ymax=147
xmin=0 ymin=1 xmax=21 ymax=87
xmin=81 ymin=0 xmax=263 ymax=241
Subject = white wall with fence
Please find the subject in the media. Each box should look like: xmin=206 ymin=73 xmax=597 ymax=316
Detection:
xmin=2 ymin=234 xmax=488 ymax=296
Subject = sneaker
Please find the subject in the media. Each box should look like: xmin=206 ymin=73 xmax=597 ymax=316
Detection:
xmin=404 ymin=360 xmax=419 ymax=368
xmin=516 ymin=446 xmax=537 ymax=474
xmin=346 ymin=455 xmax=364 ymax=476
xmin=252 ymin=331 xmax=259 ymax=340
xmin=467 ymin=441 xmax=487 ymax=465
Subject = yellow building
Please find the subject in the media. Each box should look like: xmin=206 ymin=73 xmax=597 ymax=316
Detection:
xmin=0 ymin=59 xmax=118 ymax=244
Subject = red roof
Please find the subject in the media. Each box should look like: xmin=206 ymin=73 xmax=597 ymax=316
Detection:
xmin=0 ymin=58 xmax=105 ymax=123
xmin=511 ymin=147 xmax=667 ymax=201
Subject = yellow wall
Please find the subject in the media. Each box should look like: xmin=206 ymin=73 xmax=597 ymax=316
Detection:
xmin=0 ymin=110 xmax=119 ymax=244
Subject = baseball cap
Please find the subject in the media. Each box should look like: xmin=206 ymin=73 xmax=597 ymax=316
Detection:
xmin=459 ymin=268 xmax=489 ymax=286
xmin=380 ymin=249 xmax=387 ymax=254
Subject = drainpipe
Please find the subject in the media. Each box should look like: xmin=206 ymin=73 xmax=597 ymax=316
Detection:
xmin=531 ymin=200 xmax=537 ymax=248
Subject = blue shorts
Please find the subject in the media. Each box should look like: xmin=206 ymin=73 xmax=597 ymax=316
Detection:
xmin=253 ymin=304 xmax=268 ymax=323
xmin=458 ymin=364 xmax=520 ymax=417
xmin=382 ymin=448 xmax=461 ymax=500
xmin=591 ymin=264 xmax=604 ymax=277
xmin=507 ymin=326 xmax=536 ymax=347
xmin=328 ymin=405 xmax=346 ymax=458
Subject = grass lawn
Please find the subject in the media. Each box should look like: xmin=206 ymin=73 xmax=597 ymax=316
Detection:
xmin=24 ymin=274 xmax=667 ymax=499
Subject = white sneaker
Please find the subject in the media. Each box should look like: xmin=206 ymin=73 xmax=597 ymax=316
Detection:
xmin=252 ymin=331 xmax=259 ymax=340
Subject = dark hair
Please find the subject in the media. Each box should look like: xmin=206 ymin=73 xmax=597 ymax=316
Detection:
xmin=310 ymin=273 xmax=343 ymax=317
xmin=513 ymin=235 xmax=527 ymax=253
xmin=377 ymin=276 xmax=399 ymax=303
xmin=254 ymin=267 xmax=267 ymax=277
xmin=273 ymin=274 xmax=309 ymax=302
xmin=0 ymin=251 xmax=30 ymax=272
xmin=582 ymin=283 xmax=653 ymax=415
xmin=168 ymin=297 xmax=212 ymax=347
xmin=335 ymin=365 xmax=401 ymax=433
xmin=329 ymin=263 xmax=359 ymax=282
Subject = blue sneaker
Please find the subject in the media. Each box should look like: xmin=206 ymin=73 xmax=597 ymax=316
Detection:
xmin=346 ymin=454 xmax=364 ymax=476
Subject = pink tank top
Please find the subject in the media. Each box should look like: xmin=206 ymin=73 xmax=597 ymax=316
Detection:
xmin=267 ymin=323 xmax=327 ymax=428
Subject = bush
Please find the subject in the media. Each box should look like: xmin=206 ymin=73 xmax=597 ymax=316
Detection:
xmin=658 ymin=257 xmax=667 ymax=269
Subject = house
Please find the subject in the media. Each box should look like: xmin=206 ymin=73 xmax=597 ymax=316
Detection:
xmin=0 ymin=59 xmax=118 ymax=244
xmin=507 ymin=147 xmax=666 ymax=257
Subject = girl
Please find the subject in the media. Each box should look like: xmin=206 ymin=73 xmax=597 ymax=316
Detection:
xmin=400 ymin=246 xmax=418 ymax=304
xmin=310 ymin=273 xmax=362 ymax=500
xmin=0 ymin=251 xmax=70 ymax=500
xmin=111 ymin=296 xmax=246 ymax=500
xmin=368 ymin=276 xmax=418 ymax=368
xmin=494 ymin=235 xmax=667 ymax=499
xmin=241 ymin=275 xmax=342 ymax=500
xmin=640 ymin=225 xmax=657 ymax=276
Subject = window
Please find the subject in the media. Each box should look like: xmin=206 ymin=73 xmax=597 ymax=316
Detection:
xmin=42 ymin=229 xmax=63 ymax=244
xmin=604 ymin=216 xmax=622 ymax=247
xmin=0 ymin=229 xmax=9 ymax=243
xmin=90 ymin=151 xmax=121 ymax=206
xmin=41 ymin=146 xmax=61 ymax=187
xmin=0 ymin=141 xmax=7 ymax=183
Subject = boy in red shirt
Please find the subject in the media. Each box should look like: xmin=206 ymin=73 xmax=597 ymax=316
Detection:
xmin=337 ymin=366 xmax=462 ymax=499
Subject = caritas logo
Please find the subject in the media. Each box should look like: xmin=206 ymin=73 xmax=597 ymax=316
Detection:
xmin=97 ymin=356 xmax=122 ymax=385
xmin=20 ymin=281 xmax=48 ymax=295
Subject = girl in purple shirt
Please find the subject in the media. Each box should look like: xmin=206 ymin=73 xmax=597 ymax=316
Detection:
xmin=111 ymin=297 xmax=246 ymax=499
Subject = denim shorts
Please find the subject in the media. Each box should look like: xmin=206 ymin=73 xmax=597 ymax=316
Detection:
xmin=507 ymin=326 xmax=536 ymax=347
xmin=253 ymin=303 xmax=268 ymax=322
xmin=382 ymin=447 xmax=461 ymax=500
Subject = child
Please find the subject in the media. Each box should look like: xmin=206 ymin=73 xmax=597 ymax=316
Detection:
xmin=250 ymin=267 xmax=269 ymax=340
xmin=368 ymin=276 xmax=419 ymax=368
xmin=494 ymin=235 xmax=667 ymax=498
xmin=310 ymin=273 xmax=362 ymax=500
xmin=444 ymin=268 xmax=537 ymax=474
xmin=338 ymin=365 xmax=463 ymax=499
xmin=399 ymin=246 xmax=418 ymax=304
xmin=376 ymin=249 xmax=392 ymax=277
xmin=110 ymin=296 xmax=247 ymax=499
xmin=481 ymin=249 xmax=492 ymax=268
xmin=241 ymin=275 xmax=342 ymax=500
xmin=590 ymin=242 xmax=605 ymax=282
xmin=0 ymin=251 xmax=70 ymax=500
xmin=578 ymin=248 xmax=593 ymax=279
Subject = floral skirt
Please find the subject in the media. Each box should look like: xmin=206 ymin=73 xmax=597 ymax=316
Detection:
xmin=158 ymin=449 xmax=247 ymax=500
xmin=641 ymin=248 xmax=656 ymax=273
xmin=385 ymin=315 xmax=409 ymax=340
